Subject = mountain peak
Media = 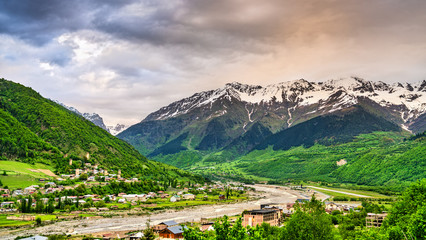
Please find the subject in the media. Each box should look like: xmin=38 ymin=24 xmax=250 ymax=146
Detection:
xmin=144 ymin=77 xmax=426 ymax=122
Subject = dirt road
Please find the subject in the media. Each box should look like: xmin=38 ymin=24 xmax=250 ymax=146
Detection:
xmin=2 ymin=184 xmax=313 ymax=239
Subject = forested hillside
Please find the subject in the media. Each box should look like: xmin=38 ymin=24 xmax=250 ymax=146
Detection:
xmin=0 ymin=78 xmax=202 ymax=181
xmin=190 ymin=131 xmax=425 ymax=192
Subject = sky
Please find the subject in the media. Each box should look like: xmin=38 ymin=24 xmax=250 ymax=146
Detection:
xmin=1 ymin=0 xmax=426 ymax=126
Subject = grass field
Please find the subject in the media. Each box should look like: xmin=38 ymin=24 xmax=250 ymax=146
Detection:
xmin=0 ymin=215 xmax=32 ymax=228
xmin=0 ymin=161 xmax=55 ymax=189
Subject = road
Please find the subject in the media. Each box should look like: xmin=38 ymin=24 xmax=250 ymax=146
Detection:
xmin=2 ymin=184 xmax=314 ymax=239
xmin=308 ymin=186 xmax=371 ymax=198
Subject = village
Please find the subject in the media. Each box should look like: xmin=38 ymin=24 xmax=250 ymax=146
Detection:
xmin=0 ymin=165 xmax=389 ymax=240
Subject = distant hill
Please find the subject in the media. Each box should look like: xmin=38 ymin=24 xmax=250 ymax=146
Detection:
xmin=0 ymin=78 xmax=202 ymax=182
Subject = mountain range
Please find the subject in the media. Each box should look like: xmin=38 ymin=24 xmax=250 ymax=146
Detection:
xmin=116 ymin=76 xmax=425 ymax=190
xmin=118 ymin=77 xmax=425 ymax=157
xmin=57 ymin=101 xmax=128 ymax=136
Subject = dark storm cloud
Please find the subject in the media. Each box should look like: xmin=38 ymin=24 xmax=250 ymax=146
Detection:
xmin=1 ymin=0 xmax=426 ymax=125
xmin=0 ymin=0 xmax=134 ymax=45
xmin=2 ymin=0 xmax=426 ymax=49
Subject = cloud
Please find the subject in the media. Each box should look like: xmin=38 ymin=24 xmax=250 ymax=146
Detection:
xmin=1 ymin=0 xmax=426 ymax=125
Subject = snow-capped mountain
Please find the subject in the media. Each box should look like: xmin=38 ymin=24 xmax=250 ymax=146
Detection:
xmin=146 ymin=77 xmax=425 ymax=125
xmin=119 ymin=77 xmax=425 ymax=159
xmin=55 ymin=101 xmax=109 ymax=132
xmin=82 ymin=112 xmax=109 ymax=131
xmin=107 ymin=124 xmax=129 ymax=136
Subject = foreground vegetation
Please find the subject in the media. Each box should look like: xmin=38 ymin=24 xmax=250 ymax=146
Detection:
xmin=183 ymin=179 xmax=426 ymax=239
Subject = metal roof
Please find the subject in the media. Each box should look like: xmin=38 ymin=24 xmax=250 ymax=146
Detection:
xmin=167 ymin=225 xmax=188 ymax=234
xmin=160 ymin=220 xmax=179 ymax=226
xmin=20 ymin=236 xmax=48 ymax=240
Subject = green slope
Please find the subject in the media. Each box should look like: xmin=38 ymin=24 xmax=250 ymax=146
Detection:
xmin=227 ymin=131 xmax=424 ymax=191
xmin=0 ymin=78 xmax=202 ymax=181
xmin=255 ymin=106 xmax=401 ymax=151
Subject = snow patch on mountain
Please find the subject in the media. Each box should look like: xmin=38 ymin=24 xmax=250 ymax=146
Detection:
xmin=54 ymin=101 xmax=109 ymax=132
xmin=107 ymin=124 xmax=129 ymax=136
xmin=145 ymin=77 xmax=426 ymax=124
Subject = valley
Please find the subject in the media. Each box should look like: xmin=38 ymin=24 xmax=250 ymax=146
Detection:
xmin=0 ymin=184 xmax=324 ymax=239
xmin=0 ymin=77 xmax=424 ymax=240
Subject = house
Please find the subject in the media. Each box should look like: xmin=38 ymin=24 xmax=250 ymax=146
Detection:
xmin=45 ymin=182 xmax=56 ymax=187
xmin=122 ymin=194 xmax=146 ymax=202
xmin=170 ymin=195 xmax=181 ymax=202
xmin=153 ymin=220 xmax=179 ymax=232
xmin=105 ymin=195 xmax=116 ymax=201
xmin=87 ymin=176 xmax=96 ymax=181
xmin=366 ymin=213 xmax=387 ymax=228
xmin=324 ymin=202 xmax=342 ymax=213
xmin=24 ymin=187 xmax=37 ymax=194
xmin=129 ymin=231 xmax=144 ymax=240
xmin=1 ymin=202 xmax=15 ymax=208
xmin=296 ymin=198 xmax=310 ymax=203
xmin=260 ymin=204 xmax=283 ymax=220
xmin=117 ymin=198 xmax=126 ymax=203
xmin=284 ymin=203 xmax=296 ymax=215
xmin=0 ymin=188 xmax=10 ymax=194
xmin=159 ymin=225 xmax=187 ymax=239
xmin=45 ymin=188 xmax=56 ymax=194
xmin=102 ymin=232 xmax=125 ymax=240
xmin=200 ymin=223 xmax=215 ymax=232
xmin=182 ymin=193 xmax=196 ymax=200
xmin=243 ymin=209 xmax=280 ymax=227
xmin=219 ymin=194 xmax=226 ymax=200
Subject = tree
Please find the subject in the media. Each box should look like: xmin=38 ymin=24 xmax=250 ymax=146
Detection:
xmin=142 ymin=220 xmax=156 ymax=240
xmin=75 ymin=184 xmax=86 ymax=194
xmin=56 ymin=197 xmax=62 ymax=209
xmin=214 ymin=215 xmax=231 ymax=240
xmin=229 ymin=217 xmax=247 ymax=240
xmin=46 ymin=202 xmax=55 ymax=213
xmin=35 ymin=199 xmax=44 ymax=213
xmin=27 ymin=195 xmax=33 ymax=213
xmin=48 ymin=234 xmax=67 ymax=240
xmin=95 ymin=200 xmax=106 ymax=208
xmin=20 ymin=198 xmax=27 ymax=213
xmin=225 ymin=187 xmax=232 ymax=200
xmin=384 ymin=179 xmax=426 ymax=240
xmin=284 ymin=196 xmax=334 ymax=240
xmin=183 ymin=226 xmax=212 ymax=240
xmin=35 ymin=217 xmax=42 ymax=225
xmin=79 ymin=173 xmax=88 ymax=181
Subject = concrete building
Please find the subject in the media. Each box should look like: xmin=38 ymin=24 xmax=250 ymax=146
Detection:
xmin=243 ymin=209 xmax=280 ymax=227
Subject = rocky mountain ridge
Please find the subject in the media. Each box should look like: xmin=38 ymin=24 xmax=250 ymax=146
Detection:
xmin=146 ymin=77 xmax=425 ymax=127
xmin=55 ymin=101 xmax=127 ymax=135
xmin=118 ymin=77 xmax=425 ymax=164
